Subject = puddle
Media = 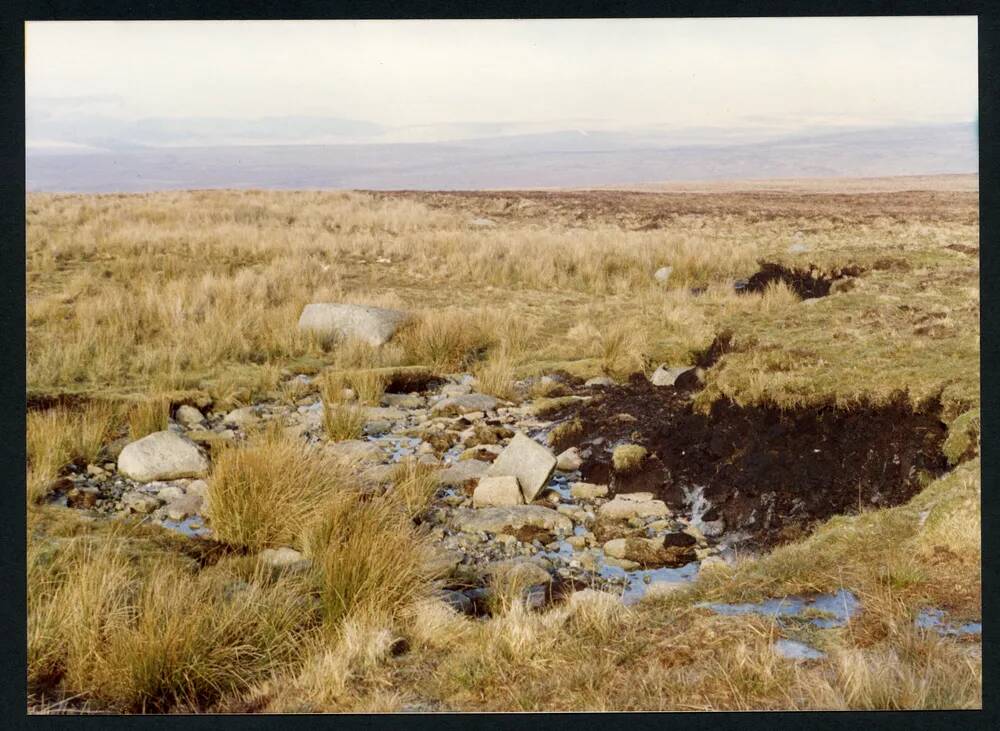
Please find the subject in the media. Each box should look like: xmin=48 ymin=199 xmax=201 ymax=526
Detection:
xmin=915 ymin=609 xmax=982 ymax=637
xmin=774 ymin=638 xmax=826 ymax=661
xmin=159 ymin=514 xmax=213 ymax=539
xmin=699 ymin=589 xmax=860 ymax=628
xmin=367 ymin=434 xmax=422 ymax=463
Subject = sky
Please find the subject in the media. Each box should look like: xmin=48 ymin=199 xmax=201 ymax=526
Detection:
xmin=25 ymin=17 xmax=978 ymax=148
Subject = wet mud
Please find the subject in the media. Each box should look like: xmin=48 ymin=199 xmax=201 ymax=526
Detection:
xmin=553 ymin=374 xmax=949 ymax=547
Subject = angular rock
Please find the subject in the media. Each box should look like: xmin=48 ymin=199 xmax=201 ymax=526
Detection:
xmin=650 ymin=365 xmax=696 ymax=387
xmin=298 ymin=303 xmax=410 ymax=347
xmin=156 ymin=485 xmax=186 ymax=502
xmin=449 ymin=505 xmax=572 ymax=535
xmin=473 ymin=475 xmax=524 ymax=508
xmin=175 ymin=405 xmax=205 ymax=428
xmin=570 ymin=482 xmax=609 ymax=499
xmin=118 ymin=431 xmax=209 ymax=482
xmin=486 ymin=432 xmax=557 ymax=502
xmin=482 ymin=558 xmax=552 ymax=587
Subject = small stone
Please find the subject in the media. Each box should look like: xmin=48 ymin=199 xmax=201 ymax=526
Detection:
xmin=555 ymin=447 xmax=583 ymax=472
xmin=654 ymin=266 xmax=673 ymax=284
xmin=224 ymin=406 xmax=258 ymax=429
xmin=260 ymin=546 xmax=311 ymax=572
xmin=175 ymin=405 xmax=206 ymax=428
xmin=570 ymin=482 xmax=609 ymax=499
xmin=598 ymin=495 xmax=670 ymax=521
xmin=585 ymin=376 xmax=615 ymax=387
xmin=650 ymin=365 xmax=696 ymax=387
xmin=123 ymin=492 xmax=161 ymax=514
xmin=156 ymin=485 xmax=186 ymax=502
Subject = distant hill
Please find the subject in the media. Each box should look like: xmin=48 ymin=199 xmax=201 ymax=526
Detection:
xmin=26 ymin=122 xmax=977 ymax=192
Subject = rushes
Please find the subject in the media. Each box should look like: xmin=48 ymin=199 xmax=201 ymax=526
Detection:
xmin=612 ymin=444 xmax=648 ymax=473
xmin=206 ymin=433 xmax=353 ymax=551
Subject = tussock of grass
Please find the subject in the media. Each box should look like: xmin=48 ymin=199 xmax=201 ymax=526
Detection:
xmin=319 ymin=371 xmax=366 ymax=441
xmin=128 ymin=397 xmax=169 ymax=440
xmin=27 ymin=403 xmax=116 ymax=503
xmin=612 ymin=444 xmax=647 ymax=473
xmin=548 ymin=417 xmax=583 ymax=448
xmin=206 ymin=433 xmax=353 ymax=551
xmin=343 ymin=369 xmax=386 ymax=406
xmin=385 ymin=460 xmax=439 ymax=520
xmin=473 ymin=351 xmax=518 ymax=400
xmin=28 ymin=531 xmax=316 ymax=712
xmin=529 ymin=395 xmax=578 ymax=417
xmin=303 ymin=492 xmax=438 ymax=627
xmin=396 ymin=310 xmax=495 ymax=372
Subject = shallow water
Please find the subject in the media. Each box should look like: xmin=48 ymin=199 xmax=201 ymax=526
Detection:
xmin=699 ymin=588 xmax=860 ymax=628
xmin=915 ymin=608 xmax=982 ymax=636
xmin=159 ymin=515 xmax=213 ymax=538
xmin=774 ymin=638 xmax=826 ymax=660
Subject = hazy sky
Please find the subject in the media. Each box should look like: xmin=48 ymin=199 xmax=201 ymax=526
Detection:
xmin=26 ymin=18 xmax=978 ymax=146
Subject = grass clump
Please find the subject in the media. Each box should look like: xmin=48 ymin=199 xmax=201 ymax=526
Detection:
xmin=943 ymin=408 xmax=980 ymax=465
xmin=27 ymin=403 xmax=116 ymax=503
xmin=385 ymin=460 xmax=439 ymax=520
xmin=473 ymin=351 xmax=518 ymax=400
xmin=206 ymin=432 xmax=353 ymax=551
xmin=28 ymin=532 xmax=316 ymax=712
xmin=612 ymin=443 xmax=648 ymax=473
xmin=128 ymin=397 xmax=169 ymax=439
xmin=548 ymin=417 xmax=583 ymax=450
xmin=343 ymin=369 xmax=387 ymax=406
xmin=303 ymin=492 xmax=437 ymax=627
xmin=320 ymin=371 xmax=366 ymax=441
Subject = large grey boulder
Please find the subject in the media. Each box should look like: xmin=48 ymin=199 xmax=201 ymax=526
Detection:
xmin=486 ymin=432 xmax=556 ymax=502
xmin=118 ymin=431 xmax=209 ymax=482
xmin=449 ymin=505 xmax=572 ymax=534
xmin=298 ymin=303 xmax=410 ymax=347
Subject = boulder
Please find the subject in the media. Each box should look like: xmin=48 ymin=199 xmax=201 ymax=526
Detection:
xmin=482 ymin=558 xmax=552 ymax=587
xmin=175 ymin=405 xmax=205 ymax=428
xmin=486 ymin=432 xmax=557 ymax=502
xmin=260 ymin=547 xmax=311 ymax=572
xmin=650 ymin=365 xmax=696 ymax=387
xmin=654 ymin=266 xmax=673 ymax=284
xmin=449 ymin=505 xmax=572 ymax=535
xmin=473 ymin=475 xmax=524 ymax=508
xmin=597 ymin=495 xmax=670 ymax=521
xmin=570 ymin=482 xmax=609 ymax=499
xmin=555 ymin=447 xmax=583 ymax=472
xmin=118 ymin=431 xmax=209 ymax=482
xmin=603 ymin=536 xmax=685 ymax=567
xmin=432 ymin=393 xmax=498 ymax=416
xmin=297 ymin=303 xmax=410 ymax=347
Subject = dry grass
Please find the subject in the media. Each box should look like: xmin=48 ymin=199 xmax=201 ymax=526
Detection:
xmin=26 ymin=403 xmax=116 ymax=502
xmin=205 ymin=432 xmax=354 ymax=551
xmin=25 ymin=185 xmax=980 ymax=712
xmin=127 ymin=397 xmax=169 ymax=440
xmin=302 ymin=491 xmax=439 ymax=627
xmin=612 ymin=443 xmax=648 ymax=473
xmin=28 ymin=527 xmax=317 ymax=712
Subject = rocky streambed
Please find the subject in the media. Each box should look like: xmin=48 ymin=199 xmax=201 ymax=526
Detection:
xmin=42 ymin=358 xmax=955 ymax=617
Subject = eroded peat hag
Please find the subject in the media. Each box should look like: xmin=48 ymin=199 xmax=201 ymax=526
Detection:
xmin=742 ymin=261 xmax=866 ymax=299
xmin=551 ymin=374 xmax=949 ymax=547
